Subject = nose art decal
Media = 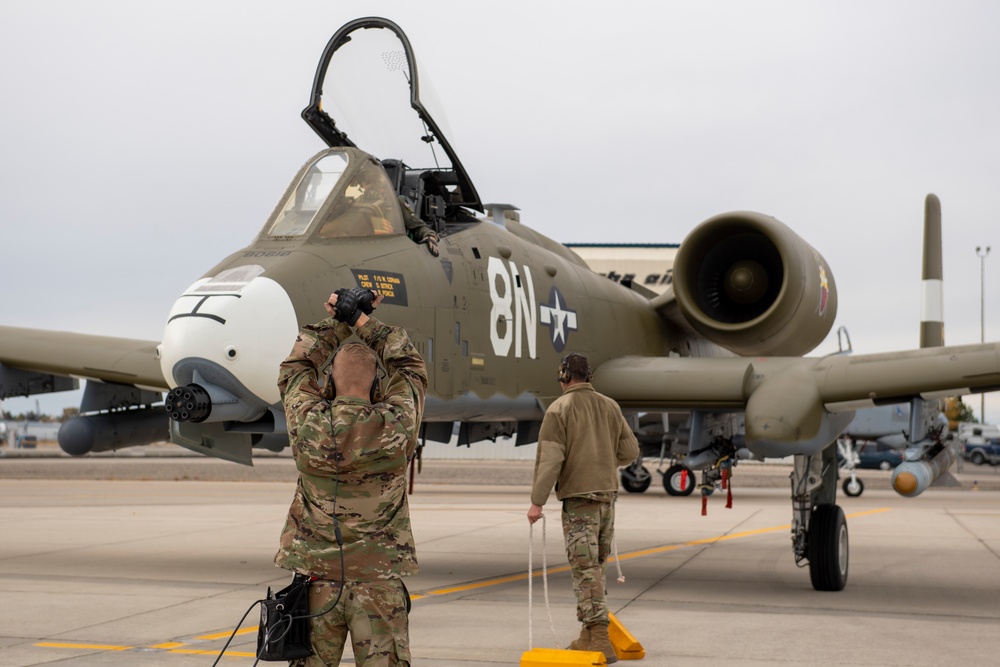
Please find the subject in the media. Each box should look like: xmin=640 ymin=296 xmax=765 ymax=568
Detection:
xmin=167 ymin=266 xmax=265 ymax=325
xmin=168 ymin=294 xmax=239 ymax=324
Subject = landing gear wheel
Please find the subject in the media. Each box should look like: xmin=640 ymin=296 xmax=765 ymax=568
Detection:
xmin=842 ymin=477 xmax=864 ymax=497
xmin=808 ymin=504 xmax=848 ymax=591
xmin=663 ymin=464 xmax=696 ymax=496
xmin=621 ymin=465 xmax=652 ymax=493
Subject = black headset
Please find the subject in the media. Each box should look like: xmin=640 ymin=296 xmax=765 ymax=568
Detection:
xmin=558 ymin=352 xmax=593 ymax=384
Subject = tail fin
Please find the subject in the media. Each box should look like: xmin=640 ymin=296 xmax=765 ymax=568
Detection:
xmin=920 ymin=194 xmax=944 ymax=348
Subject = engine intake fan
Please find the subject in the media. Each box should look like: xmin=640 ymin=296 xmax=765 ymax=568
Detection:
xmin=673 ymin=211 xmax=837 ymax=356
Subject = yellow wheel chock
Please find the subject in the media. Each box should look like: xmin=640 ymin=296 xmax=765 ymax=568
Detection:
xmin=519 ymin=615 xmax=646 ymax=665
xmin=608 ymin=612 xmax=645 ymax=660
xmin=519 ymin=648 xmax=607 ymax=666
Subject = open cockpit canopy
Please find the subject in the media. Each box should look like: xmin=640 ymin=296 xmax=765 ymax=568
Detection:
xmin=266 ymin=149 xmax=405 ymax=239
xmin=302 ymin=17 xmax=483 ymax=224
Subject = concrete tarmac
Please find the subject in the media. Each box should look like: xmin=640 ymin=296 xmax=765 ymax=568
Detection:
xmin=1 ymin=460 xmax=999 ymax=666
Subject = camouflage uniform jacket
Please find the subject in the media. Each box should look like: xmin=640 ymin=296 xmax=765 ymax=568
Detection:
xmin=274 ymin=316 xmax=428 ymax=582
xmin=530 ymin=383 xmax=639 ymax=506
xmin=398 ymin=195 xmax=439 ymax=244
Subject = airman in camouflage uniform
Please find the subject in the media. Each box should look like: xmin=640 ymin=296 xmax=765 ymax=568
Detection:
xmin=527 ymin=353 xmax=639 ymax=664
xmin=398 ymin=195 xmax=440 ymax=257
xmin=275 ymin=288 xmax=427 ymax=667
xmin=354 ymin=162 xmax=439 ymax=255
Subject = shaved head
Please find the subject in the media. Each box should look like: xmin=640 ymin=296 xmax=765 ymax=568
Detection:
xmin=331 ymin=343 xmax=377 ymax=399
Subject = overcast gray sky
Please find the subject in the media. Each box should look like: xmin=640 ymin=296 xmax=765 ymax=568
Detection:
xmin=2 ymin=0 xmax=999 ymax=421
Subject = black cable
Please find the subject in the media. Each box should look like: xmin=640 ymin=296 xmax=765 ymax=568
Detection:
xmin=209 ymin=598 xmax=265 ymax=667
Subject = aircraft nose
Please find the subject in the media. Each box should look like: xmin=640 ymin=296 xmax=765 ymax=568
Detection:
xmin=158 ymin=266 xmax=299 ymax=413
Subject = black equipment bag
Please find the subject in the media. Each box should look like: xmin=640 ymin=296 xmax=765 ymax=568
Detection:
xmin=256 ymin=573 xmax=314 ymax=661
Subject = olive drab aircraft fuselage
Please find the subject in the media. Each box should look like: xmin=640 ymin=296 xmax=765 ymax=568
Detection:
xmin=158 ymin=146 xmax=676 ymax=460
xmin=3 ymin=17 xmax=1000 ymax=593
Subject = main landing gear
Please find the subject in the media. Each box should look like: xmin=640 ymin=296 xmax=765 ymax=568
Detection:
xmin=791 ymin=444 xmax=849 ymax=591
xmin=662 ymin=463 xmax=696 ymax=496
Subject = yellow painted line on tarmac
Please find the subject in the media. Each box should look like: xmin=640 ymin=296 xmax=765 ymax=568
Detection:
xmin=672 ymin=506 xmax=886 ymax=545
xmin=426 ymin=568 xmax=571 ymax=596
xmin=169 ymin=648 xmax=257 ymax=657
xmin=35 ymin=642 xmax=134 ymax=651
xmin=420 ymin=507 xmax=893 ymax=598
xmin=35 ymin=507 xmax=894 ymax=658
xmin=197 ymin=626 xmax=258 ymax=640
xmin=36 ymin=640 xmax=257 ymax=659
xmin=846 ymin=507 xmax=893 ymax=519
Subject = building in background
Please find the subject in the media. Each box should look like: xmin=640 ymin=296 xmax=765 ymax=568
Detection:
xmin=566 ymin=244 xmax=679 ymax=294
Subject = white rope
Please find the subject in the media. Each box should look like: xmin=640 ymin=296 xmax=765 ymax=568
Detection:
xmin=613 ymin=536 xmax=625 ymax=584
xmin=527 ymin=516 xmax=558 ymax=650
xmin=528 ymin=519 xmax=534 ymax=650
xmin=612 ymin=497 xmax=625 ymax=584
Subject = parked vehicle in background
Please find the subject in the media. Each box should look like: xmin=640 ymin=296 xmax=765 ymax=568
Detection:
xmin=838 ymin=442 xmax=904 ymax=470
xmin=962 ymin=438 xmax=1000 ymax=466
xmin=957 ymin=423 xmax=1000 ymax=447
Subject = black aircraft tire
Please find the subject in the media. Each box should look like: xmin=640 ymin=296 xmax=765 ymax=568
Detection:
xmin=621 ymin=467 xmax=652 ymax=494
xmin=842 ymin=477 xmax=864 ymax=497
xmin=663 ymin=464 xmax=696 ymax=497
xmin=808 ymin=504 xmax=849 ymax=591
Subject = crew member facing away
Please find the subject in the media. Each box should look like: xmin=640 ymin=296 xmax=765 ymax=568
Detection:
xmin=526 ymin=353 xmax=639 ymax=664
xmin=275 ymin=287 xmax=428 ymax=667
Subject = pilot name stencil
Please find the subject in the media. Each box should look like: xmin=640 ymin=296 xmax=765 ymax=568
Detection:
xmin=352 ymin=269 xmax=408 ymax=306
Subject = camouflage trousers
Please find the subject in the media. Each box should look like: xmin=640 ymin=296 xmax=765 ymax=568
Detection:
xmin=290 ymin=578 xmax=410 ymax=667
xmin=561 ymin=495 xmax=615 ymax=626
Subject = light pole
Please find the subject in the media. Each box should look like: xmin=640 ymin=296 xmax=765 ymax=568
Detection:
xmin=976 ymin=246 xmax=991 ymax=423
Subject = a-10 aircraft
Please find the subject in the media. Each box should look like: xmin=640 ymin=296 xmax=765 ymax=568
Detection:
xmin=1 ymin=17 xmax=998 ymax=592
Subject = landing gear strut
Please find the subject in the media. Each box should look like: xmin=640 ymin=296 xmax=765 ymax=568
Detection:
xmin=837 ymin=437 xmax=864 ymax=497
xmin=791 ymin=444 xmax=848 ymax=591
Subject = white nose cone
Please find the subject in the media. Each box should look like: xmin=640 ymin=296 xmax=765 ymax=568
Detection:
xmin=159 ymin=266 xmax=299 ymax=405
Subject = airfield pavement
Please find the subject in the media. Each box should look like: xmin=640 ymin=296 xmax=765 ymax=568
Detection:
xmin=1 ymin=448 xmax=999 ymax=666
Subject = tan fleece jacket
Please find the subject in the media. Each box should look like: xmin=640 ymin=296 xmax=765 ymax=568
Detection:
xmin=530 ymin=383 xmax=640 ymax=506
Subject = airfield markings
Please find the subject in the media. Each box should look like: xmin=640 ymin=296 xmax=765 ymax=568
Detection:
xmin=30 ymin=507 xmax=892 ymax=660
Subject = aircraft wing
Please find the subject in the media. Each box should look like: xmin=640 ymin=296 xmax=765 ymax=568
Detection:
xmin=595 ymin=342 xmax=1000 ymax=457
xmin=0 ymin=325 xmax=166 ymax=393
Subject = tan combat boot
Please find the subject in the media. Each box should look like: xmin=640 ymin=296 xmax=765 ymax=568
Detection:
xmin=567 ymin=624 xmax=591 ymax=650
xmin=590 ymin=623 xmax=618 ymax=664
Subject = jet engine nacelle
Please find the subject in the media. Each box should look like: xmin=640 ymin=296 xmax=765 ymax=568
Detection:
xmin=58 ymin=409 xmax=169 ymax=456
xmin=673 ymin=212 xmax=837 ymax=356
